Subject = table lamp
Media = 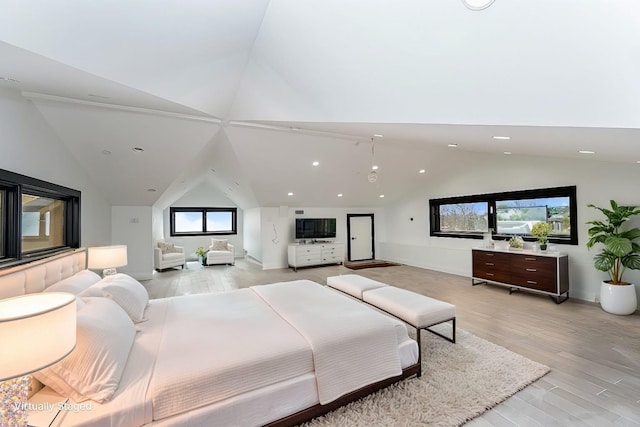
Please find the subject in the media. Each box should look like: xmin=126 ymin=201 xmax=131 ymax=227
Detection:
xmin=0 ymin=293 xmax=77 ymax=426
xmin=87 ymin=245 xmax=128 ymax=277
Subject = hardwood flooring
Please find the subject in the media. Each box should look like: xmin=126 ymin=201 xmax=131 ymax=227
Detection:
xmin=143 ymin=259 xmax=640 ymax=426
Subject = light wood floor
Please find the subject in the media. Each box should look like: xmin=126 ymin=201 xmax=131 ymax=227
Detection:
xmin=143 ymin=259 xmax=640 ymax=426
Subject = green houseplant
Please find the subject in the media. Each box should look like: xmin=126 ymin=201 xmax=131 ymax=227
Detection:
xmin=586 ymin=200 xmax=640 ymax=315
xmin=531 ymin=222 xmax=552 ymax=250
xmin=195 ymin=246 xmax=208 ymax=265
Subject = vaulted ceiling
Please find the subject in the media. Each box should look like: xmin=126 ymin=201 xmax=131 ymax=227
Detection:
xmin=1 ymin=1 xmax=639 ymax=209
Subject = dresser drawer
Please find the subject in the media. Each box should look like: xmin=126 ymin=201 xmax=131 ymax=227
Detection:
xmin=296 ymin=254 xmax=322 ymax=265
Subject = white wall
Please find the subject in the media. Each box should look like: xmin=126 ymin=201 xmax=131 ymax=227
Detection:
xmin=380 ymin=150 xmax=640 ymax=303
xmin=256 ymin=206 xmax=385 ymax=270
xmin=0 ymin=87 xmax=111 ymax=248
xmin=260 ymin=207 xmax=290 ymax=270
xmin=163 ymin=181 xmax=243 ymax=260
xmin=243 ymin=207 xmax=262 ymax=262
xmin=112 ymin=206 xmax=154 ymax=280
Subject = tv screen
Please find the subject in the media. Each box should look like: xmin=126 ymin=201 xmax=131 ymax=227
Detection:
xmin=295 ymin=218 xmax=336 ymax=239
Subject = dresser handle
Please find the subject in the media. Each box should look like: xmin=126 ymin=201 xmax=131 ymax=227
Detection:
xmin=486 ymin=273 xmax=494 ymax=276
xmin=485 ymin=262 xmax=494 ymax=266
xmin=527 ymin=280 xmax=537 ymax=284
xmin=486 ymin=253 xmax=494 ymax=257
xmin=526 ymin=268 xmax=537 ymax=272
xmin=525 ymin=257 xmax=536 ymax=261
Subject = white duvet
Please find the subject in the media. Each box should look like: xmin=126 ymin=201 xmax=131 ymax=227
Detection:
xmin=149 ymin=289 xmax=314 ymax=420
xmin=252 ymin=280 xmax=402 ymax=404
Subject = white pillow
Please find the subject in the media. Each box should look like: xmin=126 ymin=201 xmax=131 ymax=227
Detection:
xmin=210 ymin=238 xmax=228 ymax=251
xmin=45 ymin=270 xmax=102 ymax=295
xmin=34 ymin=297 xmax=136 ymax=403
xmin=80 ymin=274 xmax=149 ymax=323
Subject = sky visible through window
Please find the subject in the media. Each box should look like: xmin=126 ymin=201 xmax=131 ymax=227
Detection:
xmin=175 ymin=211 xmax=233 ymax=233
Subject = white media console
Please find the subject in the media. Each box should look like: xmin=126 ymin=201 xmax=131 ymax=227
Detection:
xmin=288 ymin=242 xmax=345 ymax=271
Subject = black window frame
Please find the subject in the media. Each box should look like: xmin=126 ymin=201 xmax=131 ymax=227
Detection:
xmin=170 ymin=207 xmax=237 ymax=237
xmin=0 ymin=169 xmax=81 ymax=268
xmin=429 ymin=185 xmax=578 ymax=245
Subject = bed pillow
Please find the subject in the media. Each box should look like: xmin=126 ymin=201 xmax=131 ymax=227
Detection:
xmin=44 ymin=270 xmax=102 ymax=294
xmin=33 ymin=297 xmax=136 ymax=403
xmin=80 ymin=273 xmax=149 ymax=323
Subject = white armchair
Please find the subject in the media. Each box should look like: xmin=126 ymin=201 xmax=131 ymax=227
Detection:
xmin=154 ymin=242 xmax=186 ymax=271
xmin=206 ymin=239 xmax=235 ymax=266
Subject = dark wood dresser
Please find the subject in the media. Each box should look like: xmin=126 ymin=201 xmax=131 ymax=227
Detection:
xmin=472 ymin=248 xmax=569 ymax=303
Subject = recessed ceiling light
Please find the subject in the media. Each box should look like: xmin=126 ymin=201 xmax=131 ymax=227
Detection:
xmin=147 ymin=188 xmax=156 ymax=192
xmin=493 ymin=136 xmax=511 ymax=140
xmin=503 ymin=151 xmax=512 ymax=155
xmin=579 ymin=150 xmax=595 ymax=154
xmin=337 ymin=193 xmax=343 ymax=197
xmin=371 ymin=165 xmax=379 ymax=170
xmin=132 ymin=147 xmax=144 ymax=153
xmin=373 ymin=134 xmax=383 ymax=138
xmin=448 ymin=144 xmax=458 ymax=147
xmin=211 ymin=168 xmax=216 ymax=173
xmin=419 ymin=169 xmax=426 ymax=174
xmin=312 ymin=161 xmax=320 ymax=166
xmin=101 ymin=150 xmax=111 ymax=155
xmin=637 ymin=160 xmax=640 ymax=164
xmin=0 ymin=77 xmax=20 ymax=83
xmin=379 ymin=194 xmax=385 ymax=198
xmin=287 ymin=192 xmax=294 ymax=196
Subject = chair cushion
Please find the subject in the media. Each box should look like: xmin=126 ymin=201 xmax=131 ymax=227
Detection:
xmin=162 ymin=252 xmax=185 ymax=261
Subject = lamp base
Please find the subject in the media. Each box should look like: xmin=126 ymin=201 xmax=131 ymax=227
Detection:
xmin=102 ymin=268 xmax=118 ymax=277
xmin=1 ymin=376 xmax=30 ymax=426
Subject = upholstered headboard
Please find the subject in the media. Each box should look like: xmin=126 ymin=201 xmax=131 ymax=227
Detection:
xmin=0 ymin=249 xmax=87 ymax=299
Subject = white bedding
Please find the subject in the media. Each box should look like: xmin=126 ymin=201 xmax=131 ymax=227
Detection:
xmin=30 ymin=280 xmax=418 ymax=427
xmin=252 ymin=280 xmax=402 ymax=404
xmin=149 ymin=289 xmax=313 ymax=420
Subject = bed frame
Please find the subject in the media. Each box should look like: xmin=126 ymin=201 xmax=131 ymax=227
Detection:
xmin=0 ymin=249 xmax=421 ymax=427
xmin=267 ymin=363 xmax=421 ymax=427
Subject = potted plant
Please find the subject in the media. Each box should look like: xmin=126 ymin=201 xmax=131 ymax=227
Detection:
xmin=195 ymin=246 xmax=208 ymax=266
xmin=508 ymin=235 xmax=524 ymax=250
xmin=531 ymin=222 xmax=552 ymax=251
xmin=586 ymin=200 xmax=640 ymax=315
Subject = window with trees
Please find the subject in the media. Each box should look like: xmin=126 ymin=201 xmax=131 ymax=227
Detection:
xmin=170 ymin=207 xmax=237 ymax=236
xmin=0 ymin=169 xmax=81 ymax=267
xmin=429 ymin=186 xmax=577 ymax=245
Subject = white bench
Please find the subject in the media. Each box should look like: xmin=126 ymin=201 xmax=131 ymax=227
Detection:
xmin=327 ymin=274 xmax=456 ymax=376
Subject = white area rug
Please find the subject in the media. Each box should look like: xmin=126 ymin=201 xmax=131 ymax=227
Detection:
xmin=303 ymin=326 xmax=550 ymax=426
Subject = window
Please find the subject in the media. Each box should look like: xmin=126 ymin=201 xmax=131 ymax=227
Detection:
xmin=21 ymin=195 xmax=66 ymax=253
xmin=170 ymin=207 xmax=237 ymax=236
xmin=430 ymin=186 xmax=577 ymax=245
xmin=0 ymin=169 xmax=81 ymax=267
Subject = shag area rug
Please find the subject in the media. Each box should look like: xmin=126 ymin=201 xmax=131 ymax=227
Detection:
xmin=302 ymin=325 xmax=550 ymax=427
xmin=344 ymin=260 xmax=402 ymax=270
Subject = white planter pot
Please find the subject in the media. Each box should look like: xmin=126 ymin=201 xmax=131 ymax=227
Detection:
xmin=600 ymin=281 xmax=638 ymax=315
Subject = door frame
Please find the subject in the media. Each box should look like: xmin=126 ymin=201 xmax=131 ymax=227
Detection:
xmin=346 ymin=213 xmax=375 ymax=262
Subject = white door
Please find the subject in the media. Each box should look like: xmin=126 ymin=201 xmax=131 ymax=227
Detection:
xmin=348 ymin=214 xmax=374 ymax=261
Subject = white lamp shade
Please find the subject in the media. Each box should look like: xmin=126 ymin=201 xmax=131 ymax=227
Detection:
xmin=0 ymin=292 xmax=77 ymax=381
xmin=87 ymin=245 xmax=128 ymax=269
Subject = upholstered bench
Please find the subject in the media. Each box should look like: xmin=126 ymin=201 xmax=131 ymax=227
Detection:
xmin=327 ymin=274 xmax=456 ymax=376
xmin=326 ymin=274 xmax=388 ymax=299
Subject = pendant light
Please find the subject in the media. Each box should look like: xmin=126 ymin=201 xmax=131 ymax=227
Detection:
xmin=368 ymin=138 xmax=378 ymax=183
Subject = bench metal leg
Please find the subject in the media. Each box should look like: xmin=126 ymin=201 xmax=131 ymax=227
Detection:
xmin=423 ymin=317 xmax=456 ymax=344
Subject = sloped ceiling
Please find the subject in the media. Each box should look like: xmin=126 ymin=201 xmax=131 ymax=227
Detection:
xmin=1 ymin=0 xmax=639 ymax=209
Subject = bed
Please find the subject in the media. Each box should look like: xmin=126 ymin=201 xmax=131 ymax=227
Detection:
xmin=0 ymin=250 xmax=420 ymax=427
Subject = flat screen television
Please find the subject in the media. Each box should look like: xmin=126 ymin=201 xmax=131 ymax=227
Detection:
xmin=295 ymin=218 xmax=336 ymax=239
